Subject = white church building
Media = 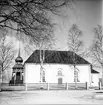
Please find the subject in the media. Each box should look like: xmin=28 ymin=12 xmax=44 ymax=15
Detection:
xmin=24 ymin=50 xmax=99 ymax=87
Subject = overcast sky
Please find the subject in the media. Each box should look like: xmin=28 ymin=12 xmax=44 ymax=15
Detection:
xmin=53 ymin=0 xmax=102 ymax=50
xmin=10 ymin=0 xmax=102 ymax=62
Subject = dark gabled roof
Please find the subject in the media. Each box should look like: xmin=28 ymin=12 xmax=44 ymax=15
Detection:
xmin=91 ymin=69 xmax=99 ymax=74
xmin=25 ymin=50 xmax=90 ymax=64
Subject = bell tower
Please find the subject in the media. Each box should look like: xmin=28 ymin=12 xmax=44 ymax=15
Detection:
xmin=9 ymin=46 xmax=24 ymax=85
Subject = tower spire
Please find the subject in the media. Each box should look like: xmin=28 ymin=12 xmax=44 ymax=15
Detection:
xmin=18 ymin=41 xmax=20 ymax=57
xmin=15 ymin=41 xmax=23 ymax=63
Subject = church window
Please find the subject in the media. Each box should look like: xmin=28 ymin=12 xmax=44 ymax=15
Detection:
xmin=42 ymin=76 xmax=45 ymax=82
xmin=58 ymin=70 xmax=62 ymax=76
xmin=42 ymin=70 xmax=46 ymax=82
xmin=74 ymin=71 xmax=80 ymax=82
xmin=91 ymin=75 xmax=94 ymax=83
xmin=77 ymin=71 xmax=80 ymax=82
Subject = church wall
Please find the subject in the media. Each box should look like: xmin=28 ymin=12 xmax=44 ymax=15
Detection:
xmin=91 ymin=74 xmax=99 ymax=86
xmin=76 ymin=65 xmax=91 ymax=86
xmin=44 ymin=64 xmax=74 ymax=83
xmin=25 ymin=63 xmax=91 ymax=86
xmin=25 ymin=63 xmax=40 ymax=83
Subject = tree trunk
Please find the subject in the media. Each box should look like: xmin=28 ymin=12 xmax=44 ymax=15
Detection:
xmin=102 ymin=66 xmax=103 ymax=87
xmin=0 ymin=71 xmax=2 ymax=91
xmin=40 ymin=49 xmax=45 ymax=83
xmin=74 ymin=65 xmax=77 ymax=89
xmin=1 ymin=64 xmax=3 ymax=83
xmin=0 ymin=64 xmax=3 ymax=91
xmin=40 ymin=49 xmax=42 ymax=82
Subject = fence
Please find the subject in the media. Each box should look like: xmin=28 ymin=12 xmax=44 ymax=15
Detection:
xmin=49 ymin=83 xmax=66 ymax=90
xmin=27 ymin=83 xmax=48 ymax=90
xmin=67 ymin=83 xmax=87 ymax=90
xmin=1 ymin=82 xmax=102 ymax=91
xmin=1 ymin=83 xmax=25 ymax=91
xmin=0 ymin=82 xmax=88 ymax=91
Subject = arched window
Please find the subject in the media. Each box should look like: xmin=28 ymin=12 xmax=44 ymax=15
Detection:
xmin=74 ymin=70 xmax=80 ymax=82
xmin=42 ymin=70 xmax=45 ymax=76
xmin=77 ymin=71 xmax=80 ymax=82
xmin=42 ymin=70 xmax=46 ymax=82
xmin=58 ymin=70 xmax=62 ymax=76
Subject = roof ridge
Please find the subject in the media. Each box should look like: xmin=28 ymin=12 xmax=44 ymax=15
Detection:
xmin=25 ymin=50 xmax=90 ymax=64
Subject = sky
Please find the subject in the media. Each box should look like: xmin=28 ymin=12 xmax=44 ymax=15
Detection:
xmin=53 ymin=0 xmax=102 ymax=50
xmin=1 ymin=0 xmax=102 ymax=81
xmin=9 ymin=0 xmax=102 ymax=62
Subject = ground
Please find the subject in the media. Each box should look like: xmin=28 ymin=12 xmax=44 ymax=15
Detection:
xmin=0 ymin=90 xmax=103 ymax=105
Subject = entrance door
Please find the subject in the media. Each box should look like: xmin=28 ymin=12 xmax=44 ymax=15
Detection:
xmin=16 ymin=72 xmax=20 ymax=81
xmin=58 ymin=78 xmax=63 ymax=84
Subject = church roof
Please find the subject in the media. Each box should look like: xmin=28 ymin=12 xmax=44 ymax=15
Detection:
xmin=15 ymin=45 xmax=23 ymax=63
xmin=12 ymin=64 xmax=24 ymax=69
xmin=91 ymin=69 xmax=99 ymax=74
xmin=25 ymin=50 xmax=90 ymax=64
xmin=15 ymin=56 xmax=23 ymax=63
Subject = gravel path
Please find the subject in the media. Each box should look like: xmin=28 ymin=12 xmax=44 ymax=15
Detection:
xmin=0 ymin=90 xmax=103 ymax=104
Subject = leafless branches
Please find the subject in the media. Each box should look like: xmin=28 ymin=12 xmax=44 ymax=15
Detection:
xmin=0 ymin=33 xmax=15 ymax=72
xmin=89 ymin=25 xmax=103 ymax=83
xmin=90 ymin=25 xmax=103 ymax=69
xmin=67 ymin=24 xmax=83 ymax=54
xmin=67 ymin=24 xmax=84 ymax=88
xmin=0 ymin=0 xmax=73 ymax=42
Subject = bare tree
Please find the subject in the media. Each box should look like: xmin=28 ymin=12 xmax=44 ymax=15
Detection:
xmin=24 ymin=27 xmax=55 ymax=83
xmin=0 ymin=0 xmax=74 ymax=84
xmin=67 ymin=24 xmax=83 ymax=88
xmin=0 ymin=33 xmax=15 ymax=83
xmin=0 ymin=0 xmax=73 ymax=42
xmin=90 ymin=25 xmax=103 ymax=84
xmin=39 ymin=31 xmax=55 ymax=82
xmin=67 ymin=24 xmax=83 ymax=54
